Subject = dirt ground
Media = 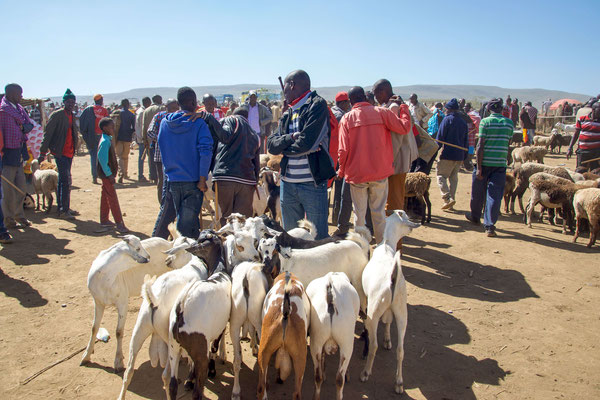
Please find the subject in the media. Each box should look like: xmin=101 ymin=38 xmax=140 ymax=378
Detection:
xmin=1 ymin=148 xmax=599 ymax=400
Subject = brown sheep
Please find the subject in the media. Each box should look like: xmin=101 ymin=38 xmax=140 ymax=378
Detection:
xmin=503 ymin=171 xmax=516 ymax=214
xmin=404 ymin=172 xmax=431 ymax=224
xmin=573 ymin=188 xmax=600 ymax=248
xmin=510 ymin=162 xmax=573 ymax=214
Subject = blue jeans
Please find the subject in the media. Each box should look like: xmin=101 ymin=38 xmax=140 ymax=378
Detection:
xmin=470 ymin=166 xmax=506 ymax=231
xmin=55 ymin=156 xmax=73 ymax=212
xmin=83 ymin=133 xmax=99 ymax=180
xmin=169 ymin=181 xmax=203 ymax=239
xmin=148 ymin=145 xmax=157 ymax=181
xmin=153 ymin=177 xmax=177 ymax=239
xmin=138 ymin=145 xmax=145 ymax=178
xmin=280 ymin=180 xmax=329 ymax=239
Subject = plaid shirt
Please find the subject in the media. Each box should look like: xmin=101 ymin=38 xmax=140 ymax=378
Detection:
xmin=0 ymin=96 xmax=30 ymax=149
xmin=147 ymin=111 xmax=168 ymax=162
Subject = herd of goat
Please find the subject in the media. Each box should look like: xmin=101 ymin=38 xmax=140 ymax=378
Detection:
xmin=81 ymin=211 xmax=420 ymax=400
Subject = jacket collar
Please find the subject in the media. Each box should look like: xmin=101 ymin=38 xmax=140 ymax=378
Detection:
xmin=351 ymin=101 xmax=373 ymax=109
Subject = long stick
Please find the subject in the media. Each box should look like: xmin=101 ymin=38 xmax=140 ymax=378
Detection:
xmin=21 ymin=343 xmax=92 ymax=385
xmin=1 ymin=175 xmax=27 ymax=196
xmin=433 ymin=138 xmax=469 ymax=152
xmin=214 ymin=181 xmax=220 ymax=229
xmin=581 ymin=156 xmax=600 ymax=165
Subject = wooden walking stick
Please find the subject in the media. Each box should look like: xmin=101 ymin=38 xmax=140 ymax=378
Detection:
xmin=433 ymin=138 xmax=469 ymax=152
xmin=1 ymin=175 xmax=27 ymax=196
xmin=582 ymin=156 xmax=600 ymax=165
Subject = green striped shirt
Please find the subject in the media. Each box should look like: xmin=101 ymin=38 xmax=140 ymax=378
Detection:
xmin=478 ymin=113 xmax=514 ymax=167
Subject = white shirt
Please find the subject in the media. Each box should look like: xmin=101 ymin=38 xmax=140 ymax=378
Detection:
xmin=248 ymin=104 xmax=260 ymax=133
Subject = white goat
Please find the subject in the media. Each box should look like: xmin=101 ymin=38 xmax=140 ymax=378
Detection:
xmin=258 ymin=227 xmax=370 ymax=310
xmin=306 ymin=272 xmax=360 ymax=400
xmin=82 ymin=234 xmax=189 ymax=371
xmin=360 ymin=210 xmax=420 ymax=394
xmin=118 ymin=239 xmax=209 ymax=400
xmin=554 ymin=122 xmax=576 ymax=134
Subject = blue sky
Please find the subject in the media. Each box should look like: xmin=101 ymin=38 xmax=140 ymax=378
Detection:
xmin=2 ymin=0 xmax=598 ymax=98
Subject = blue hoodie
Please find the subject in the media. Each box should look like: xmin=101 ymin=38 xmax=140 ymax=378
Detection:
xmin=158 ymin=111 xmax=214 ymax=182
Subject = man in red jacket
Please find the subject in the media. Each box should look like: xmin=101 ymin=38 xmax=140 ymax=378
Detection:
xmin=338 ymin=86 xmax=411 ymax=243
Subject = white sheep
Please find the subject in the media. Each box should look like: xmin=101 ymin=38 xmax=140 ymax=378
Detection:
xmin=360 ymin=210 xmax=420 ymax=394
xmin=512 ymin=145 xmax=547 ymax=164
xmin=31 ymin=159 xmax=58 ymax=212
xmin=573 ymin=188 xmax=600 ymax=248
xmin=306 ymin=272 xmax=360 ymax=400
xmin=81 ymin=231 xmax=193 ymax=372
xmin=554 ymin=121 xmax=576 ymax=134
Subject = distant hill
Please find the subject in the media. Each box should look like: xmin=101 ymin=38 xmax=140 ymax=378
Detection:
xmin=49 ymin=84 xmax=592 ymax=109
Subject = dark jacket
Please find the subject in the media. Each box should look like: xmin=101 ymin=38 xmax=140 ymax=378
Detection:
xmin=267 ymin=91 xmax=336 ymax=184
xmin=211 ymin=115 xmax=260 ymax=184
xmin=437 ymin=112 xmax=468 ymax=161
xmin=79 ymin=105 xmax=97 ymax=147
xmin=40 ymin=109 xmax=78 ymax=158
xmin=520 ymin=108 xmax=536 ymax=129
xmin=117 ymin=109 xmax=136 ymax=142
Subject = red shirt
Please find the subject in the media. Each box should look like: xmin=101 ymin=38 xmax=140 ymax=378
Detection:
xmin=93 ymin=105 xmax=109 ymax=134
xmin=62 ymin=111 xmax=74 ymax=158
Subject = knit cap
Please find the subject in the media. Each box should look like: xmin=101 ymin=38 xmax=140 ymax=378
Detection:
xmin=63 ymin=88 xmax=76 ymax=102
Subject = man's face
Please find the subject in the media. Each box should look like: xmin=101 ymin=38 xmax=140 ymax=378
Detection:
xmin=204 ymin=98 xmax=216 ymax=112
xmin=7 ymin=87 xmax=23 ymax=104
xmin=64 ymin=98 xmax=76 ymax=112
xmin=373 ymin=88 xmax=387 ymax=106
xmin=104 ymin=122 xmax=115 ymax=136
xmin=409 ymin=96 xmax=417 ymax=105
xmin=249 ymin=94 xmax=257 ymax=106
xmin=459 ymin=99 xmax=465 ymax=108
xmin=283 ymin=79 xmax=295 ymax=103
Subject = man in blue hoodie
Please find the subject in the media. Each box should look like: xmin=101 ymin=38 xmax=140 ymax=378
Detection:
xmin=158 ymin=87 xmax=213 ymax=239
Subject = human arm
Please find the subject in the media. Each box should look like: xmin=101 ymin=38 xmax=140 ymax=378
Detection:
xmin=475 ymin=122 xmax=486 ymax=179
xmin=337 ymin=120 xmax=349 ymax=179
xmin=260 ymin=105 xmax=273 ymax=128
xmin=146 ymin=114 xmax=160 ymax=142
xmin=282 ymin=99 xmax=330 ymax=155
xmin=267 ymin=114 xmax=295 ymax=155
xmin=196 ymin=121 xmax=215 ymax=184
xmin=38 ymin=111 xmax=59 ymax=160
xmin=381 ymin=104 xmax=412 ymax=135
xmin=567 ymin=126 xmax=580 ymax=160
xmin=420 ymin=103 xmax=433 ymax=126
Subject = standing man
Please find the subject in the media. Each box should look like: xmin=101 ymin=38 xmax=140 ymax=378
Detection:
xmin=0 ymin=84 xmax=31 ymax=228
xmin=115 ymin=99 xmax=135 ymax=183
xmin=201 ymin=94 xmax=226 ymax=120
xmin=38 ymin=89 xmax=79 ymax=219
xmin=147 ymin=98 xmax=179 ymax=202
xmin=520 ymin=101 xmax=538 ymax=145
xmin=247 ymin=91 xmax=273 ymax=154
xmin=267 ymin=70 xmax=336 ymax=239
xmin=542 ymin=98 xmax=552 ymax=115
xmin=409 ymin=93 xmax=433 ymax=129
xmin=135 ymin=97 xmax=151 ymax=182
xmin=436 ymin=98 xmax=468 ymax=211
xmin=511 ymin=99 xmax=520 ymax=128
xmin=142 ymin=95 xmax=163 ymax=183
xmin=158 ymin=87 xmax=213 ymax=239
xmin=567 ymin=102 xmax=600 ymax=170
xmin=338 ymin=86 xmax=411 ymax=243
xmin=330 ymin=91 xmax=352 ymax=233
xmin=79 ymin=94 xmax=108 ymax=184
xmin=466 ymin=99 xmax=513 ymax=237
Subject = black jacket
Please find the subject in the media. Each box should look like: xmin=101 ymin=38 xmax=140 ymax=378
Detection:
xmin=40 ymin=108 xmax=78 ymax=158
xmin=267 ymin=91 xmax=336 ymax=184
xmin=210 ymin=115 xmax=260 ymax=183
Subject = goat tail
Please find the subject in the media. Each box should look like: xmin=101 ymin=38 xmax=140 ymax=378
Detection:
xmin=142 ymin=274 xmax=158 ymax=307
xmin=346 ymin=228 xmax=371 ymax=256
xmin=281 ymin=272 xmax=292 ymax=341
xmin=167 ymin=222 xmax=181 ymax=241
xmin=242 ymin=273 xmax=250 ymax=310
xmin=326 ymin=276 xmax=336 ymax=324
xmin=390 ymin=251 xmax=402 ymax=302
xmin=297 ymin=219 xmax=316 ymax=239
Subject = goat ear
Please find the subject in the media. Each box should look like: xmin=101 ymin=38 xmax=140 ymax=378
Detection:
xmin=120 ymin=235 xmax=131 ymax=244
xmin=236 ymin=244 xmax=245 ymax=253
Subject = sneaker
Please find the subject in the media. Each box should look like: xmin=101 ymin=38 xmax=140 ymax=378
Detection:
xmin=465 ymin=212 xmax=481 ymax=225
xmin=441 ymin=199 xmax=456 ymax=210
xmin=16 ymin=218 xmax=31 ymax=227
xmin=138 ymin=176 xmax=148 ymax=182
xmin=0 ymin=232 xmax=13 ymax=244
xmin=116 ymin=223 xmax=130 ymax=234
xmin=486 ymin=229 xmax=497 ymax=237
xmin=68 ymin=209 xmax=80 ymax=216
xmin=61 ymin=210 xmax=76 ymax=220
xmin=101 ymin=221 xmax=115 ymax=227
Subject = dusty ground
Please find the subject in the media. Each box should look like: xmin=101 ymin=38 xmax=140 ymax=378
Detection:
xmin=1 ymin=148 xmax=599 ymax=400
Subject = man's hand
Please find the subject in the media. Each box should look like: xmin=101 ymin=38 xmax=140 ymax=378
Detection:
xmin=292 ymin=132 xmax=300 ymax=140
xmin=37 ymin=155 xmax=45 ymax=164
xmin=476 ymin=169 xmax=484 ymax=180
xmin=109 ymin=175 xmax=116 ymax=184
xmin=197 ymin=176 xmax=208 ymax=192
xmin=566 ymin=146 xmax=573 ymax=160
xmin=388 ymin=95 xmax=405 ymax=105
xmin=185 ymin=111 xmax=210 ymax=122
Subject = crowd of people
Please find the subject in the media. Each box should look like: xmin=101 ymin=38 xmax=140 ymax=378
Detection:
xmin=1 ymin=74 xmax=599 ymax=245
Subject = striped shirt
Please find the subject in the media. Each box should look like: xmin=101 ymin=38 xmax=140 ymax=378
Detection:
xmin=575 ymin=115 xmax=600 ymax=152
xmin=478 ymin=113 xmax=513 ymax=167
xmin=282 ymin=91 xmax=313 ymax=183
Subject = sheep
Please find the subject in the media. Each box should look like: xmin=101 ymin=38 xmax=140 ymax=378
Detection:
xmin=509 ymin=131 xmax=523 ymax=146
xmin=583 ymin=172 xmax=600 ymax=181
xmin=258 ymin=227 xmax=371 ymax=311
xmin=257 ymin=272 xmax=310 ymax=400
xmin=511 ymin=145 xmax=547 ymax=164
xmin=267 ymin=154 xmax=283 ymax=172
xmin=259 ymin=154 xmax=271 ymax=169
xmin=554 ymin=122 xmax=576 ymax=134
xmin=166 ymin=234 xmax=233 ymax=400
xmin=31 ymin=159 xmax=58 ymax=212
xmin=82 ymin=234 xmax=186 ymax=372
xmin=572 ymin=188 xmax=600 ymax=248
xmin=525 ymin=172 xmax=580 ymax=234
xmin=503 ymin=171 xmax=516 ymax=213
xmin=404 ymin=172 xmax=431 ymax=224
xmin=360 ymin=210 xmax=420 ymax=395
xmin=118 ymin=235 xmax=214 ymax=400
xmin=306 ymin=272 xmax=360 ymax=400
xmin=510 ymin=162 xmax=573 ymax=214
xmin=568 ymin=170 xmax=586 ymax=182
xmin=533 ymin=134 xmax=559 ymax=150
xmin=549 ymin=131 xmax=572 ymax=154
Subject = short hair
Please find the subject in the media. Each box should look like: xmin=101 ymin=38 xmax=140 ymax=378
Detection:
xmin=348 ymin=86 xmax=367 ymax=104
xmin=202 ymin=94 xmax=216 ymax=104
xmin=151 ymin=94 xmax=162 ymax=103
xmin=142 ymin=96 xmax=151 ymax=106
xmin=121 ymin=99 xmax=130 ymax=108
xmin=373 ymin=79 xmax=392 ymax=94
xmin=4 ymin=83 xmax=22 ymax=94
xmin=234 ymin=106 xmax=248 ymax=119
xmin=177 ymin=87 xmax=197 ymax=110
xmin=99 ymin=117 xmax=114 ymax=131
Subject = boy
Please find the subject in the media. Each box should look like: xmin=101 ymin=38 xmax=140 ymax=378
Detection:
xmin=97 ymin=117 xmax=129 ymax=233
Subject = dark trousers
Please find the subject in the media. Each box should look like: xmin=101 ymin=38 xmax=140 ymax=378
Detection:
xmin=470 ymin=166 xmax=506 ymax=230
xmin=148 ymin=145 xmax=157 ymax=181
xmin=55 ymin=156 xmax=73 ymax=213
xmin=577 ymin=149 xmax=600 ymax=170
xmin=153 ymin=177 xmax=177 ymax=239
xmin=155 ymin=161 xmax=164 ymax=203
xmin=169 ymin=181 xmax=203 ymax=239
xmin=216 ymin=180 xmax=255 ymax=227
xmin=335 ymin=179 xmax=354 ymax=233
xmin=138 ymin=145 xmax=145 ymax=178
xmin=100 ymin=178 xmax=123 ymax=224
